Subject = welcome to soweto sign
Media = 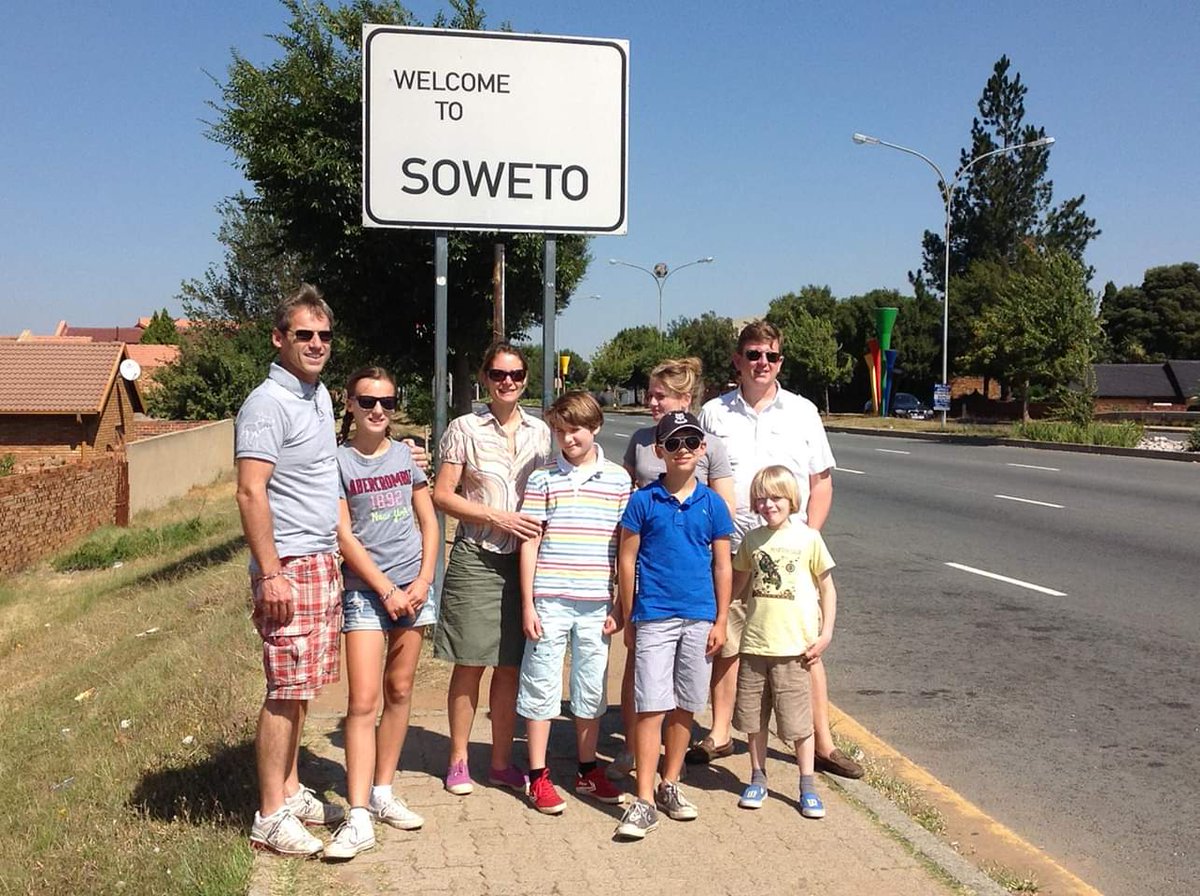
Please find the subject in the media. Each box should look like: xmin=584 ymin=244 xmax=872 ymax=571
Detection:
xmin=363 ymin=26 xmax=628 ymax=233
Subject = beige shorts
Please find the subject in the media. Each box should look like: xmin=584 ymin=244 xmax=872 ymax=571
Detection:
xmin=719 ymin=598 xmax=746 ymax=659
xmin=733 ymin=653 xmax=813 ymax=744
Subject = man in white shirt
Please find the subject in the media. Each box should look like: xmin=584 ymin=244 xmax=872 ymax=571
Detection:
xmin=694 ymin=320 xmax=862 ymax=779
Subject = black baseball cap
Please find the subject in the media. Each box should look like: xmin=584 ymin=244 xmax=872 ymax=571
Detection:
xmin=655 ymin=410 xmax=704 ymax=443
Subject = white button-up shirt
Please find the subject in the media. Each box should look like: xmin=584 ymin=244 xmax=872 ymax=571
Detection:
xmin=699 ymin=385 xmax=835 ymax=547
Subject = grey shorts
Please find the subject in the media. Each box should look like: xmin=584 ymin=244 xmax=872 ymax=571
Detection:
xmin=733 ymin=653 xmax=813 ymax=744
xmin=633 ymin=618 xmax=713 ymax=714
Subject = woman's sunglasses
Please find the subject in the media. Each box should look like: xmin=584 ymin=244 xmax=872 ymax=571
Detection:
xmin=354 ymin=395 xmax=397 ymax=411
xmin=290 ymin=328 xmax=334 ymax=344
xmin=486 ymin=368 xmax=528 ymax=383
xmin=743 ymin=349 xmax=781 ymax=363
xmin=661 ymin=435 xmax=702 ymax=453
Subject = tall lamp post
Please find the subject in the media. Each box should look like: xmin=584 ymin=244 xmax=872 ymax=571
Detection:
xmin=851 ymin=132 xmax=1055 ymax=423
xmin=609 ymin=256 xmax=715 ymax=335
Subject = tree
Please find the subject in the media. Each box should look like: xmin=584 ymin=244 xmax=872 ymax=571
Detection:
xmin=765 ymin=295 xmax=852 ymax=411
xmin=961 ymin=248 xmax=1098 ymax=421
xmin=1101 ymin=262 xmax=1200 ymax=361
xmin=917 ymin=56 xmax=1100 ymax=373
xmin=146 ymin=318 xmax=276 ymax=419
xmin=209 ymin=0 xmax=591 ymax=414
xmin=587 ymin=326 xmax=685 ymax=400
xmin=140 ymin=309 xmax=180 ymax=345
xmin=668 ymin=312 xmax=737 ymax=392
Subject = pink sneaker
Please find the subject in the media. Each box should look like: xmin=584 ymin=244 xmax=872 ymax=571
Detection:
xmin=576 ymin=766 xmax=625 ymax=804
xmin=487 ymin=764 xmax=529 ymax=794
xmin=445 ymin=759 xmax=474 ymax=795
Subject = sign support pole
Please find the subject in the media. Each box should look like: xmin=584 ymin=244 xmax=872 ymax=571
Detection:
xmin=542 ymin=237 xmax=557 ymax=412
xmin=433 ymin=231 xmax=449 ymax=589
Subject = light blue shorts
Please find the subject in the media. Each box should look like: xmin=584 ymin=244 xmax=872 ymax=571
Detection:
xmin=516 ymin=598 xmax=611 ymax=721
xmin=633 ymin=618 xmax=713 ymax=714
xmin=342 ymin=584 xmax=438 ymax=633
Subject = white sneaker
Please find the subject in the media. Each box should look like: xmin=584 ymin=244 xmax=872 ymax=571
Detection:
xmin=250 ymin=808 xmax=323 ymax=856
xmin=286 ymin=785 xmax=345 ymax=827
xmin=369 ymin=791 xmax=424 ymax=830
xmin=323 ymin=814 xmax=376 ymax=860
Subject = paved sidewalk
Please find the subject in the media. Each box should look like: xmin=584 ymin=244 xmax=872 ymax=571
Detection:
xmin=276 ymin=636 xmax=964 ymax=896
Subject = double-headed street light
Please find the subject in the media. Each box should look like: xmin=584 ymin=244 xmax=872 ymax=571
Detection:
xmin=609 ymin=256 xmax=715 ymax=335
xmin=851 ymin=131 xmax=1055 ymax=423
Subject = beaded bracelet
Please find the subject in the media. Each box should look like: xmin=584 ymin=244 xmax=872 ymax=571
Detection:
xmin=254 ymin=570 xmax=287 ymax=584
xmin=381 ymin=586 xmax=399 ymax=602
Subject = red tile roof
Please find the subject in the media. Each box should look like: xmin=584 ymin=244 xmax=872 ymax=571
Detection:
xmin=0 ymin=342 xmax=141 ymax=414
xmin=63 ymin=326 xmax=145 ymax=343
xmin=125 ymin=343 xmax=181 ymax=373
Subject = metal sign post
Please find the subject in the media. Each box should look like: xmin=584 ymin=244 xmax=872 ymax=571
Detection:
xmin=542 ymin=239 xmax=556 ymax=411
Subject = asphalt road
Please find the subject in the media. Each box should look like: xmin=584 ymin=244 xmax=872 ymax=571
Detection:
xmin=595 ymin=414 xmax=1198 ymax=896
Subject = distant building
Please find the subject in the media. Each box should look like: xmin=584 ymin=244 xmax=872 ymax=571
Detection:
xmin=1092 ymin=361 xmax=1199 ymax=411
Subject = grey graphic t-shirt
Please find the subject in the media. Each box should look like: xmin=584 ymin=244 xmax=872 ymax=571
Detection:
xmin=337 ymin=440 xmax=428 ymax=592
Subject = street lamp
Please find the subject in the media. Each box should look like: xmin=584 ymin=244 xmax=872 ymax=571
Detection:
xmin=608 ymin=256 xmax=715 ymax=335
xmin=851 ymin=131 xmax=1055 ymax=423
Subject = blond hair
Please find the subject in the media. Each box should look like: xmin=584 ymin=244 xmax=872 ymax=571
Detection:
xmin=749 ymin=464 xmax=800 ymax=513
xmin=649 ymin=357 xmax=703 ymax=412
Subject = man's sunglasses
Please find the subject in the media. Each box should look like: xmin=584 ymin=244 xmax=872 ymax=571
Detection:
xmin=290 ymin=328 xmax=334 ymax=344
xmin=743 ymin=349 xmax=781 ymax=363
xmin=661 ymin=434 xmax=703 ymax=453
xmin=355 ymin=395 xmax=397 ymax=411
xmin=486 ymin=368 xmax=528 ymax=383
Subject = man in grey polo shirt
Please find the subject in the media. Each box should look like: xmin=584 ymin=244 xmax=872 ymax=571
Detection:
xmin=235 ymin=283 xmax=344 ymax=856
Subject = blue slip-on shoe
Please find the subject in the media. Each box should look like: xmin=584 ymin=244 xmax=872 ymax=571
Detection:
xmin=800 ymin=789 xmax=825 ymax=819
xmin=738 ymin=782 xmax=767 ymax=809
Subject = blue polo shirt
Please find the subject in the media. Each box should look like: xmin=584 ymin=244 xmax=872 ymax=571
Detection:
xmin=620 ymin=478 xmax=734 ymax=623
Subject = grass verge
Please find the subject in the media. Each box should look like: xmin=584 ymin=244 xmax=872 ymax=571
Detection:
xmin=0 ymin=480 xmax=266 ymax=896
xmin=833 ymin=734 xmax=946 ymax=836
xmin=984 ymin=862 xmax=1040 ymax=893
xmin=1012 ymin=419 xmax=1143 ymax=447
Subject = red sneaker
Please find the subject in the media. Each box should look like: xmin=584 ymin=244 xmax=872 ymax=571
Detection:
xmin=528 ymin=770 xmax=565 ymax=815
xmin=576 ymin=766 xmax=625 ymax=804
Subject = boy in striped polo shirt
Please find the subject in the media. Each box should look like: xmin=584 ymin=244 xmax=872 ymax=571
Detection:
xmin=517 ymin=391 xmax=632 ymax=814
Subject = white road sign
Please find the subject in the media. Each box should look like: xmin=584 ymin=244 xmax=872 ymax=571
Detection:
xmin=363 ymin=26 xmax=628 ymax=233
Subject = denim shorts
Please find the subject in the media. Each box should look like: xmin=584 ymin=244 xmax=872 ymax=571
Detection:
xmin=342 ymin=583 xmax=438 ymax=633
xmin=516 ymin=598 xmax=611 ymax=721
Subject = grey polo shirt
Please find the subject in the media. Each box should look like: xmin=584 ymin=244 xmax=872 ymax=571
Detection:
xmin=235 ymin=362 xmax=339 ymax=558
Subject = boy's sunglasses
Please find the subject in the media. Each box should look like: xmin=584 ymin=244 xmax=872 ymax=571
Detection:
xmin=290 ymin=328 xmax=334 ymax=344
xmin=486 ymin=368 xmax=528 ymax=383
xmin=355 ymin=395 xmax=397 ymax=411
xmin=743 ymin=349 xmax=781 ymax=363
xmin=661 ymin=435 xmax=702 ymax=453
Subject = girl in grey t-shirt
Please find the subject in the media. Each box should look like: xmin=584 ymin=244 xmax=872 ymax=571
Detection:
xmin=327 ymin=366 xmax=439 ymax=859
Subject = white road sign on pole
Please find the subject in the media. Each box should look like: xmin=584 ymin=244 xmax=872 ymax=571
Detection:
xmin=363 ymin=26 xmax=628 ymax=233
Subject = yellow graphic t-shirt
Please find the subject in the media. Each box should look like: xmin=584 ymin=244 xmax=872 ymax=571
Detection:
xmin=733 ymin=524 xmax=835 ymax=656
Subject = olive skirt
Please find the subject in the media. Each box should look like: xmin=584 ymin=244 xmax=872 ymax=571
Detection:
xmin=434 ymin=539 xmax=524 ymax=668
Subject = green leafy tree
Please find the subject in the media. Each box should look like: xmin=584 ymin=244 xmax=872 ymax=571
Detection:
xmin=1101 ymin=262 xmax=1200 ymax=361
xmin=668 ymin=312 xmax=737 ymax=392
xmin=209 ymin=0 xmax=590 ymax=415
xmin=587 ymin=326 xmax=684 ymax=400
xmin=917 ymin=56 xmax=1100 ymax=374
xmin=146 ymin=319 xmax=276 ymax=419
xmin=962 ymin=248 xmax=1099 ymax=421
xmin=766 ymin=296 xmax=852 ymax=411
xmin=140 ymin=309 xmax=180 ymax=345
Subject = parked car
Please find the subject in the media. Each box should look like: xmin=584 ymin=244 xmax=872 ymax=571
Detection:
xmin=890 ymin=392 xmax=934 ymax=419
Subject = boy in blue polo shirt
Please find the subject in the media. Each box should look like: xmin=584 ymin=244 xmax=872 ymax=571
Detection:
xmin=614 ymin=411 xmax=734 ymax=840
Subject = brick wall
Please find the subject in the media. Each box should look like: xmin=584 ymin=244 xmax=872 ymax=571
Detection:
xmin=132 ymin=419 xmax=215 ymax=440
xmin=0 ymin=453 xmax=126 ymax=574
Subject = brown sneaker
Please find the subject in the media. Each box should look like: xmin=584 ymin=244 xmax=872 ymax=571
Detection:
xmin=684 ymin=736 xmax=734 ymax=766
xmin=815 ymin=749 xmax=864 ymax=779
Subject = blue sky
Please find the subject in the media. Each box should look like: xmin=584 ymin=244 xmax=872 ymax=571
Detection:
xmin=3 ymin=1 xmax=1197 ymax=359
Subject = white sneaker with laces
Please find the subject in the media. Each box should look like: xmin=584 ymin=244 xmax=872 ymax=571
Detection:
xmin=323 ymin=813 xmax=376 ymax=859
xmin=369 ymin=791 xmax=424 ymax=830
xmin=286 ymin=784 xmax=345 ymax=827
xmin=250 ymin=808 xmax=324 ymax=856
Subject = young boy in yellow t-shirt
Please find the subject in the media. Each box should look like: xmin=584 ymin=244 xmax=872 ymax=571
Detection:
xmin=731 ymin=464 xmax=837 ymax=818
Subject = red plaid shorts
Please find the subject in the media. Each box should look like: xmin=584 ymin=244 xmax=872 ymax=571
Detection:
xmin=251 ymin=552 xmax=343 ymax=700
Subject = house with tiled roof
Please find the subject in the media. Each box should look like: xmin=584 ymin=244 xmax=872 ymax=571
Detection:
xmin=1092 ymin=361 xmax=1198 ymax=411
xmin=0 ymin=341 xmax=145 ymax=466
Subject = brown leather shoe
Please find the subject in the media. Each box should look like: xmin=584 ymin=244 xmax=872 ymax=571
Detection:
xmin=684 ymin=736 xmax=734 ymax=765
xmin=815 ymin=748 xmax=864 ymax=779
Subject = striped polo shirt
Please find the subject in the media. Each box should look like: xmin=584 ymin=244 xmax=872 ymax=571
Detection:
xmin=521 ymin=445 xmax=632 ymax=602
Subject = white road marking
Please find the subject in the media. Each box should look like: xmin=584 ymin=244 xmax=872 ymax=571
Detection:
xmin=1006 ymin=462 xmax=1060 ymax=472
xmin=945 ymin=562 xmax=1067 ymax=597
xmin=834 ymin=467 xmax=866 ymax=475
xmin=994 ymin=494 xmax=1064 ymax=509
xmin=874 ymin=448 xmax=911 ymax=455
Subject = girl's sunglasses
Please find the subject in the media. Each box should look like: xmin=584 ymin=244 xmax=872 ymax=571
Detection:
xmin=355 ymin=395 xmax=397 ymax=411
xmin=742 ymin=349 xmax=781 ymax=363
xmin=487 ymin=368 xmax=528 ymax=383
xmin=662 ymin=435 xmax=702 ymax=453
